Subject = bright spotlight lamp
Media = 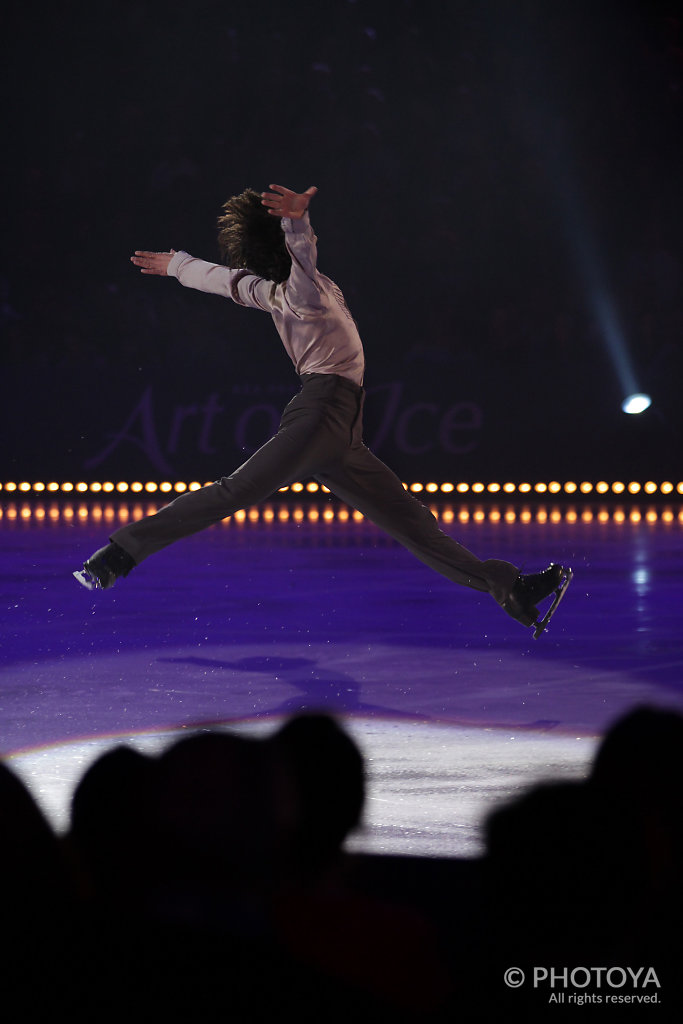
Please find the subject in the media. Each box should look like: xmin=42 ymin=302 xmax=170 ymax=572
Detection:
xmin=621 ymin=393 xmax=652 ymax=415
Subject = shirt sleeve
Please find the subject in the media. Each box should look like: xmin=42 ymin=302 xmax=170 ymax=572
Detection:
xmin=281 ymin=213 xmax=326 ymax=313
xmin=167 ymin=251 xmax=274 ymax=311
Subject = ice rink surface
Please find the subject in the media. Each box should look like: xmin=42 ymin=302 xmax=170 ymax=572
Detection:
xmin=3 ymin=497 xmax=682 ymax=856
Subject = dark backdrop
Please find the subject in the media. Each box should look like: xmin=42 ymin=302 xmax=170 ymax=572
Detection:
xmin=3 ymin=0 xmax=682 ymax=483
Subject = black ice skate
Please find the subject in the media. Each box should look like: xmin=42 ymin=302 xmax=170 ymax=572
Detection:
xmin=502 ymin=563 xmax=573 ymax=638
xmin=73 ymin=542 xmax=135 ymax=591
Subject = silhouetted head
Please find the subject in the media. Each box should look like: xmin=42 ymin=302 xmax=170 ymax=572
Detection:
xmin=153 ymin=730 xmax=279 ymax=884
xmin=270 ymin=713 xmax=365 ymax=873
xmin=70 ymin=746 xmax=155 ymax=842
xmin=217 ymin=189 xmax=292 ymax=282
xmin=482 ymin=779 xmax=626 ymax=962
xmin=484 ymin=779 xmax=597 ymax=871
xmin=590 ymin=705 xmax=683 ymax=799
xmin=69 ymin=745 xmax=157 ymax=896
xmin=589 ymin=705 xmax=683 ymax=873
xmin=0 ymin=760 xmax=69 ymax=899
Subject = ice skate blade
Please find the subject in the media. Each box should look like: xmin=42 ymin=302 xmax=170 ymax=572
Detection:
xmin=532 ymin=568 xmax=573 ymax=638
xmin=73 ymin=568 xmax=100 ymax=591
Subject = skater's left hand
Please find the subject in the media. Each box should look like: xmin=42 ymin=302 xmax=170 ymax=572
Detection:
xmin=261 ymin=185 xmax=317 ymax=219
xmin=131 ymin=250 xmax=177 ymax=275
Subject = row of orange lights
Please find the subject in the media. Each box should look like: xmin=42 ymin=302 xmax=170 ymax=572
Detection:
xmin=1 ymin=480 xmax=683 ymax=496
xmin=1 ymin=502 xmax=680 ymax=526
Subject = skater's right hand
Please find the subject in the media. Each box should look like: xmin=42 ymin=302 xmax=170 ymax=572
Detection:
xmin=261 ymin=185 xmax=317 ymax=219
xmin=130 ymin=250 xmax=177 ymax=275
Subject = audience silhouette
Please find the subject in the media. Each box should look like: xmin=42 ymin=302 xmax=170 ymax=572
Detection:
xmin=2 ymin=703 xmax=681 ymax=1019
xmin=479 ymin=704 xmax=682 ymax=1018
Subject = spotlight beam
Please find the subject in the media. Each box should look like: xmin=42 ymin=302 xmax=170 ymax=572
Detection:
xmin=529 ymin=110 xmax=649 ymax=415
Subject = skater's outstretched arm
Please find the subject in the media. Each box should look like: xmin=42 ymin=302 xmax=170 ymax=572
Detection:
xmin=131 ymin=245 xmax=272 ymax=310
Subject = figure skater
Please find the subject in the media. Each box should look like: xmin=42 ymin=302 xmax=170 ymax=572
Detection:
xmin=74 ymin=183 xmax=572 ymax=637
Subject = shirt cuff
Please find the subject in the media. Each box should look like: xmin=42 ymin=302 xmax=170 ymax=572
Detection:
xmin=167 ymin=250 xmax=190 ymax=278
xmin=281 ymin=211 xmax=310 ymax=235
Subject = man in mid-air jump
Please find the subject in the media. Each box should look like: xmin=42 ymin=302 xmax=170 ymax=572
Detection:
xmin=74 ymin=183 xmax=571 ymax=638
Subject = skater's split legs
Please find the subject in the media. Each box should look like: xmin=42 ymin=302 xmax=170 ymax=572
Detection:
xmin=76 ymin=370 xmax=571 ymax=635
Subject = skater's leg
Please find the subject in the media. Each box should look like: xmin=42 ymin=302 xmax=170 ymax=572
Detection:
xmin=75 ymin=374 xmax=364 ymax=584
xmin=112 ymin=403 xmax=352 ymax=564
xmin=316 ymin=444 xmax=519 ymax=605
xmin=317 ymin=442 xmax=573 ymax=630
xmin=111 ymin=437 xmax=316 ymax=564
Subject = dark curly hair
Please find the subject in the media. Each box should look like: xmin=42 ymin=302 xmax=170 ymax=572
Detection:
xmin=216 ymin=188 xmax=292 ymax=283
